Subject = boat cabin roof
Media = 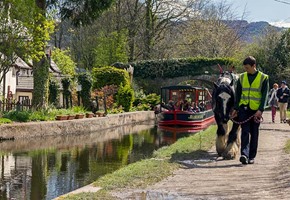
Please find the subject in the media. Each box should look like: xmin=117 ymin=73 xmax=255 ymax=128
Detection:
xmin=161 ymin=85 xmax=206 ymax=91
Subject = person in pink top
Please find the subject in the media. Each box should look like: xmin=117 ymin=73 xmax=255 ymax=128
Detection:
xmin=268 ymin=83 xmax=279 ymax=123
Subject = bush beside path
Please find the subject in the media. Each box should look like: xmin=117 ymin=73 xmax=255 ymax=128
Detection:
xmin=114 ymin=111 xmax=290 ymax=200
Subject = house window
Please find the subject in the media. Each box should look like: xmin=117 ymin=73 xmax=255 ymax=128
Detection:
xmin=18 ymin=96 xmax=30 ymax=105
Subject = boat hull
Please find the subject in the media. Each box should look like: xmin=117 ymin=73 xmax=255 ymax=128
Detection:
xmin=158 ymin=110 xmax=215 ymax=130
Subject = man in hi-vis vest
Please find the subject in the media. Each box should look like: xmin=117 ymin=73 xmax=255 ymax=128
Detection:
xmin=231 ymin=56 xmax=269 ymax=165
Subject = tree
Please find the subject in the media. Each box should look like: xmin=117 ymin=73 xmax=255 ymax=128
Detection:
xmin=52 ymin=48 xmax=76 ymax=76
xmin=173 ymin=0 xmax=246 ymax=58
xmin=31 ymin=0 xmax=114 ymax=109
xmin=0 ymin=1 xmax=31 ymax=95
xmin=94 ymin=30 xmax=128 ymax=67
xmin=240 ymin=27 xmax=286 ymax=85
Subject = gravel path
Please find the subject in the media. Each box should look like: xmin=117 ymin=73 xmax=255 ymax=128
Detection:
xmin=115 ymin=111 xmax=290 ymax=200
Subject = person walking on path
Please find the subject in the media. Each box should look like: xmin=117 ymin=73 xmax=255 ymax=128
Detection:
xmin=268 ymin=83 xmax=279 ymax=123
xmin=276 ymin=80 xmax=290 ymax=123
xmin=231 ymin=56 xmax=269 ymax=165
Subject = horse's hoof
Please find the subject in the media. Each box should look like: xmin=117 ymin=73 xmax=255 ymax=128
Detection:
xmin=222 ymin=153 xmax=235 ymax=160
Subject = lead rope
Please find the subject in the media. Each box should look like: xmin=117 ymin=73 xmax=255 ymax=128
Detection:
xmin=231 ymin=114 xmax=263 ymax=125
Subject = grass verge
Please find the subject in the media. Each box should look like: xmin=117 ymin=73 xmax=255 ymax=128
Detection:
xmin=285 ymin=139 xmax=290 ymax=154
xmin=61 ymin=125 xmax=217 ymax=200
xmin=59 ymin=191 xmax=118 ymax=200
xmin=0 ymin=118 xmax=12 ymax=125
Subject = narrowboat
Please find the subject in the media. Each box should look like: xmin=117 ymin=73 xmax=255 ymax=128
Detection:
xmin=157 ymin=85 xmax=215 ymax=130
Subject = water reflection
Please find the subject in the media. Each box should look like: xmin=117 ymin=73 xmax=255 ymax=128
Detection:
xmin=0 ymin=123 xmax=199 ymax=200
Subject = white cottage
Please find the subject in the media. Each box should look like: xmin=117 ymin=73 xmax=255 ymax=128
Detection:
xmin=0 ymin=56 xmax=64 ymax=107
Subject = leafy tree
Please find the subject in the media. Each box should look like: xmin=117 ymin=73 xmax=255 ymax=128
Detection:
xmin=0 ymin=1 xmax=31 ymax=91
xmin=240 ymin=28 xmax=287 ymax=85
xmin=94 ymin=30 xmax=128 ymax=67
xmin=52 ymin=48 xmax=76 ymax=76
xmin=60 ymin=0 xmax=114 ymax=26
xmin=273 ymin=29 xmax=290 ymax=70
xmin=32 ymin=0 xmax=114 ymax=109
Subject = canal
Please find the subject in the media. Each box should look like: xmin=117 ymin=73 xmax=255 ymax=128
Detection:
xmin=0 ymin=122 xmax=199 ymax=200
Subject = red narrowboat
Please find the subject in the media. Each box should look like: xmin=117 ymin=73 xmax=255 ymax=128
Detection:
xmin=158 ymin=85 xmax=215 ymax=130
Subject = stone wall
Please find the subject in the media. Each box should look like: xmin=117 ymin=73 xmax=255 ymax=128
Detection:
xmin=0 ymin=111 xmax=155 ymax=139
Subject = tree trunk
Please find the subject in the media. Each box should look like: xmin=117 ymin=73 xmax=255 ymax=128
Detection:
xmin=32 ymin=0 xmax=49 ymax=109
xmin=32 ymin=58 xmax=50 ymax=109
xmin=144 ymin=0 xmax=153 ymax=60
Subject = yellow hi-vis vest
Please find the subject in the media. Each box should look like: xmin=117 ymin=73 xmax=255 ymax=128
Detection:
xmin=239 ymin=71 xmax=268 ymax=110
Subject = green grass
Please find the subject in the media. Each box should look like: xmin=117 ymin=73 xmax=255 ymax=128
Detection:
xmin=285 ymin=139 xmax=290 ymax=154
xmin=59 ymin=191 xmax=119 ymax=200
xmin=94 ymin=159 xmax=178 ymax=190
xmin=154 ymin=126 xmax=217 ymax=160
xmin=0 ymin=118 xmax=12 ymax=124
xmin=62 ymin=125 xmax=217 ymax=199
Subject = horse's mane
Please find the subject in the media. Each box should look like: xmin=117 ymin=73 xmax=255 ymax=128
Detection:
xmin=212 ymin=71 xmax=237 ymax=112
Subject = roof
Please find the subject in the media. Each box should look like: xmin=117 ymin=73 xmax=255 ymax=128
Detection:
xmin=161 ymin=85 xmax=206 ymax=90
xmin=14 ymin=57 xmax=31 ymax=69
xmin=50 ymin=60 xmax=61 ymax=74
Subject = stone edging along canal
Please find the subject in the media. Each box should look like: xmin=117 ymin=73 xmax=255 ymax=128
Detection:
xmin=0 ymin=111 xmax=155 ymax=139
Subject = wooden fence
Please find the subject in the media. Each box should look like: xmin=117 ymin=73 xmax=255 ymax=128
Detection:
xmin=0 ymin=99 xmax=32 ymax=112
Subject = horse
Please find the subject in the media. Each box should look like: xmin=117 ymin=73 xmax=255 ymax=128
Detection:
xmin=212 ymin=71 xmax=240 ymax=159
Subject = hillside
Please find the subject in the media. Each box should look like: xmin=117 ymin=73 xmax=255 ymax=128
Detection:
xmin=224 ymin=20 xmax=286 ymax=43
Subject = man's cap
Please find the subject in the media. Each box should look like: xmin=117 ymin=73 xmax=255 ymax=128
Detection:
xmin=281 ymin=80 xmax=287 ymax=84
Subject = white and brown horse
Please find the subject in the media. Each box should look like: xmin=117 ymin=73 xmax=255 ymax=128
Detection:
xmin=212 ymin=71 xmax=240 ymax=159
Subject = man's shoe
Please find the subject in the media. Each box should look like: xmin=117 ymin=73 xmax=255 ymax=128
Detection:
xmin=248 ymin=159 xmax=255 ymax=164
xmin=239 ymin=155 xmax=248 ymax=165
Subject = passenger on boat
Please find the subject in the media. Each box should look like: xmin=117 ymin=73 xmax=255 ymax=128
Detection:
xmin=183 ymin=100 xmax=191 ymax=111
xmin=189 ymin=102 xmax=200 ymax=113
xmin=167 ymin=100 xmax=175 ymax=110
xmin=160 ymin=100 xmax=175 ymax=111
xmin=199 ymin=101 xmax=205 ymax=111
xmin=175 ymin=100 xmax=184 ymax=110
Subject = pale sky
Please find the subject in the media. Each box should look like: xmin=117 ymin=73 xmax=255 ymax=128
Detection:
xmin=226 ymin=0 xmax=290 ymax=27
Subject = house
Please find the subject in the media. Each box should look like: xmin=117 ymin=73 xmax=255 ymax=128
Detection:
xmin=0 ymin=56 xmax=64 ymax=107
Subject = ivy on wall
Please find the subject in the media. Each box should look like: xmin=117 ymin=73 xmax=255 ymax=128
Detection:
xmin=130 ymin=57 xmax=238 ymax=79
xmin=77 ymin=73 xmax=92 ymax=109
xmin=48 ymin=79 xmax=59 ymax=106
xmin=32 ymin=58 xmax=50 ymax=109
xmin=61 ymin=77 xmax=72 ymax=109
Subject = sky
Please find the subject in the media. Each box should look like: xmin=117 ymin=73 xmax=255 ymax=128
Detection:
xmin=226 ymin=0 xmax=290 ymax=27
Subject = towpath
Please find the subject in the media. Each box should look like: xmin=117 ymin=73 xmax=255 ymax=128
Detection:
xmin=116 ymin=111 xmax=290 ymax=200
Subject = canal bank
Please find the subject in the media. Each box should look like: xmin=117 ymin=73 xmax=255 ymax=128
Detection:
xmin=0 ymin=111 xmax=155 ymax=139
xmin=55 ymin=126 xmax=218 ymax=200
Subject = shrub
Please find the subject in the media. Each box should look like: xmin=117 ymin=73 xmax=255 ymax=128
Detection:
xmin=142 ymin=93 xmax=160 ymax=109
xmin=92 ymin=66 xmax=130 ymax=89
xmin=71 ymin=106 xmax=87 ymax=114
xmin=116 ymin=84 xmax=134 ymax=112
xmin=3 ymin=111 xmax=30 ymax=122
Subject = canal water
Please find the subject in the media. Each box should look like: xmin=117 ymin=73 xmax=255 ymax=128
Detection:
xmin=0 ymin=122 xmax=199 ymax=200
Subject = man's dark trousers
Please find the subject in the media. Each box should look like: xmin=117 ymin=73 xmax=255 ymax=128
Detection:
xmin=238 ymin=106 xmax=260 ymax=160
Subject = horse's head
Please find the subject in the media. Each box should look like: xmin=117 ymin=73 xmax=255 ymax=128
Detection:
xmin=212 ymin=72 xmax=236 ymax=123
